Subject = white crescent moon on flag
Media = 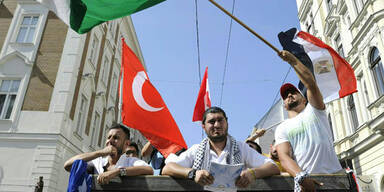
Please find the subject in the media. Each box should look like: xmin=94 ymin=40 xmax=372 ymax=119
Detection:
xmin=132 ymin=71 xmax=163 ymax=112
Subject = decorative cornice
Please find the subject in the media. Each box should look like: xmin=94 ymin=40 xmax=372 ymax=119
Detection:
xmin=0 ymin=51 xmax=33 ymax=66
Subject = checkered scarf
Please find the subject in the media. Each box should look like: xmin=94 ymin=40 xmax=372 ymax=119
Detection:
xmin=192 ymin=135 xmax=241 ymax=170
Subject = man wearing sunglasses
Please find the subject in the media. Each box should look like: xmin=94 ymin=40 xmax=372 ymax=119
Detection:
xmin=126 ymin=142 xmax=139 ymax=158
xmin=275 ymin=51 xmax=342 ymax=192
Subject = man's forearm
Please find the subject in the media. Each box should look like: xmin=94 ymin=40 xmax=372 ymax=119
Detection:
xmin=251 ymin=162 xmax=280 ymax=179
xmin=280 ymin=156 xmax=303 ymax=177
xmin=162 ymin=162 xmax=191 ymax=178
xmin=125 ymin=166 xmax=154 ymax=176
xmin=289 ymin=57 xmax=317 ymax=91
xmin=64 ymin=150 xmax=103 ymax=172
xmin=141 ymin=142 xmax=154 ymax=157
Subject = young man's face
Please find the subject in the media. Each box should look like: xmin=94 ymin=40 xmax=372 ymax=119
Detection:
xmin=105 ymin=128 xmax=129 ymax=156
xmin=126 ymin=146 xmax=138 ymax=157
xmin=203 ymin=112 xmax=228 ymax=142
xmin=282 ymin=88 xmax=306 ymax=110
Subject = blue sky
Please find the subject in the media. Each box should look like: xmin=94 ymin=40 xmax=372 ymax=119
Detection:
xmin=131 ymin=0 xmax=301 ymax=147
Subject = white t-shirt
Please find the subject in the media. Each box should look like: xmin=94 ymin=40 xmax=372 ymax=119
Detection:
xmin=275 ymin=104 xmax=342 ymax=174
xmin=89 ymin=154 xmax=150 ymax=174
xmin=166 ymin=138 xmax=274 ymax=169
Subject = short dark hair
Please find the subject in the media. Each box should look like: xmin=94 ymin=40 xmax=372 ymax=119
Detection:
xmin=128 ymin=142 xmax=139 ymax=155
xmin=202 ymin=106 xmax=228 ymax=124
xmin=246 ymin=140 xmax=262 ymax=154
xmin=108 ymin=123 xmax=130 ymax=140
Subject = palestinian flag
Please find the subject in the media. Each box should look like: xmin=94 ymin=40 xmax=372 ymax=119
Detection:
xmin=36 ymin=0 xmax=165 ymax=34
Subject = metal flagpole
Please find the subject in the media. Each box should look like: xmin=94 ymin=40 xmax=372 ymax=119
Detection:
xmin=208 ymin=0 xmax=280 ymax=53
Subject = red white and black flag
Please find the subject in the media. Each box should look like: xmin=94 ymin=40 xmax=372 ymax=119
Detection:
xmin=279 ymin=28 xmax=357 ymax=103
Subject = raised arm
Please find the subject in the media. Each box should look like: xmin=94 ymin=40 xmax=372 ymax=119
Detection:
xmin=141 ymin=141 xmax=154 ymax=157
xmin=279 ymin=50 xmax=325 ymax=110
xmin=64 ymin=145 xmax=116 ymax=172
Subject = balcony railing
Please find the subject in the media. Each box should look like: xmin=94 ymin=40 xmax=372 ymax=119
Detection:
xmin=91 ymin=174 xmax=355 ymax=191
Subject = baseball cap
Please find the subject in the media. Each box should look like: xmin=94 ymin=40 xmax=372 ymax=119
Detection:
xmin=280 ymin=83 xmax=303 ymax=99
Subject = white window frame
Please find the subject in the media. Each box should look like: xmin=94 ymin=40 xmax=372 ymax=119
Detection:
xmin=369 ymin=47 xmax=384 ymax=97
xmin=88 ymin=34 xmax=100 ymax=67
xmin=0 ymin=79 xmax=21 ymax=120
xmin=0 ymin=3 xmax=49 ymax=61
xmin=15 ymin=15 xmax=40 ymax=43
xmin=111 ymin=72 xmax=118 ymax=100
xmin=334 ymin=34 xmax=345 ymax=58
xmin=101 ymin=55 xmax=110 ymax=85
xmin=75 ymin=94 xmax=88 ymax=137
xmin=347 ymin=95 xmax=359 ymax=132
xmin=90 ymin=111 xmax=101 ymax=147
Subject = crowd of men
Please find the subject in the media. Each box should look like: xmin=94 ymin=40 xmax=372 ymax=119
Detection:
xmin=64 ymin=51 xmax=343 ymax=191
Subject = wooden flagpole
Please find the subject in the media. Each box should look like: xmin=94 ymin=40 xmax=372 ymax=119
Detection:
xmin=208 ymin=0 xmax=280 ymax=53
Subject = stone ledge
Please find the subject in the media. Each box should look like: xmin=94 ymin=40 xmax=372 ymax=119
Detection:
xmin=92 ymin=174 xmax=351 ymax=191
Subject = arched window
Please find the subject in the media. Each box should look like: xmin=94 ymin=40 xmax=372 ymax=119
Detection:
xmin=328 ymin=113 xmax=335 ymax=141
xmin=370 ymin=47 xmax=384 ymax=96
xmin=347 ymin=95 xmax=359 ymax=131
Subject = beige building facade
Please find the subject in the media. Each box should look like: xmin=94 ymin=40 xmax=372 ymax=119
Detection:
xmin=295 ymin=0 xmax=384 ymax=190
xmin=0 ymin=0 xmax=147 ymax=191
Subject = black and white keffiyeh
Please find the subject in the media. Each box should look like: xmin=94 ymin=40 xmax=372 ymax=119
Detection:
xmin=192 ymin=135 xmax=241 ymax=171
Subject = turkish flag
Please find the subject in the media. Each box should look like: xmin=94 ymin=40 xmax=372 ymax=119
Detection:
xmin=192 ymin=67 xmax=211 ymax=122
xmin=120 ymin=39 xmax=187 ymax=158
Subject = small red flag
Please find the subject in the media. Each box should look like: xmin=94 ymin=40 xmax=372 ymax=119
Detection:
xmin=192 ymin=67 xmax=211 ymax=122
xmin=120 ymin=39 xmax=187 ymax=158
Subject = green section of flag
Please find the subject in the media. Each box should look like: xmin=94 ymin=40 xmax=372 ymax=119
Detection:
xmin=70 ymin=0 xmax=166 ymax=34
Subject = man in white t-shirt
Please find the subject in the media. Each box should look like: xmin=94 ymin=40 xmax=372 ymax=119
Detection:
xmin=64 ymin=123 xmax=153 ymax=184
xmin=162 ymin=107 xmax=279 ymax=188
xmin=275 ymin=51 xmax=342 ymax=192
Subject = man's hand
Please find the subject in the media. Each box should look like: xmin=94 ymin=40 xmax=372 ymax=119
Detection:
xmin=300 ymin=178 xmax=323 ymax=192
xmin=235 ymin=169 xmax=253 ymax=188
xmin=97 ymin=169 xmax=119 ymax=185
xmin=278 ymin=50 xmax=298 ymax=65
xmin=99 ymin=145 xmax=117 ymax=157
xmin=194 ymin=170 xmax=214 ymax=186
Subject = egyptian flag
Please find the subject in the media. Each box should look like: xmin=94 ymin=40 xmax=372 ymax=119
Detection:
xmin=120 ymin=39 xmax=187 ymax=158
xmin=279 ymin=28 xmax=357 ymax=103
xmin=36 ymin=0 xmax=165 ymax=34
xmin=192 ymin=67 xmax=212 ymax=122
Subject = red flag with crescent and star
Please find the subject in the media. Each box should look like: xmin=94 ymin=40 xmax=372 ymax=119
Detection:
xmin=120 ymin=39 xmax=187 ymax=158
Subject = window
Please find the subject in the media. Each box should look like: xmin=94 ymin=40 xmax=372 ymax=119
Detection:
xmin=0 ymin=80 xmax=20 ymax=119
xmin=111 ymin=73 xmax=118 ymax=100
xmin=328 ymin=113 xmax=335 ymax=142
xmin=370 ymin=47 xmax=384 ymax=96
xmin=334 ymin=34 xmax=344 ymax=58
xmin=75 ymin=95 xmax=88 ymax=136
xmin=16 ymin=16 xmax=39 ymax=43
xmin=347 ymin=95 xmax=359 ymax=131
xmin=362 ymin=79 xmax=369 ymax=105
xmin=101 ymin=56 xmax=110 ymax=84
xmin=90 ymin=112 xmax=100 ymax=147
xmin=89 ymin=35 xmax=100 ymax=65
xmin=327 ymin=0 xmax=333 ymax=12
xmin=354 ymin=0 xmax=366 ymax=14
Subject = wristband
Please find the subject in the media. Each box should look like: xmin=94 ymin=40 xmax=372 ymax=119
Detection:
xmin=249 ymin=169 xmax=257 ymax=180
xmin=294 ymin=171 xmax=308 ymax=192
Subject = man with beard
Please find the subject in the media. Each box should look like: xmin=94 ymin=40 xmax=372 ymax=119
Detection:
xmin=275 ymin=51 xmax=342 ymax=192
xmin=64 ymin=123 xmax=153 ymax=184
xmin=162 ymin=107 xmax=279 ymax=188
